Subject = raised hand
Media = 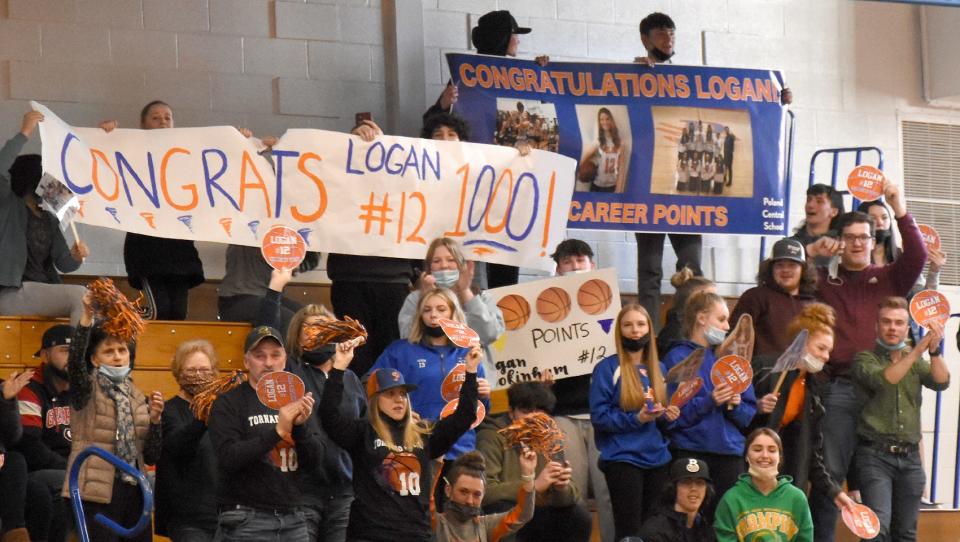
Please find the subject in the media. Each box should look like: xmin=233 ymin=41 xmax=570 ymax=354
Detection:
xmin=2 ymin=369 xmax=34 ymax=400
xmin=21 ymin=110 xmax=44 ymax=137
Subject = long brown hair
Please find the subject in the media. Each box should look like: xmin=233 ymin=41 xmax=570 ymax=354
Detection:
xmin=613 ymin=304 xmax=666 ymax=410
xmin=368 ymin=392 xmax=432 ymax=451
xmin=681 ymin=290 xmax=726 ymax=338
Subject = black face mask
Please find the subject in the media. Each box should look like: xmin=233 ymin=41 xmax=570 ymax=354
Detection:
xmin=650 ymin=47 xmax=674 ymax=62
xmin=621 ymin=334 xmax=650 ymax=353
xmin=301 ymin=344 xmax=337 ymax=366
xmin=874 ymin=228 xmax=891 ymax=244
xmin=446 ymin=500 xmax=482 ymax=522
xmin=423 ymin=324 xmax=446 ymax=338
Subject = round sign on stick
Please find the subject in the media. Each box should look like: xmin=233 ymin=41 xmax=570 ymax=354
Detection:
xmin=918 ymin=224 xmax=941 ymax=251
xmin=440 ymin=398 xmax=486 ymax=429
xmin=261 ymin=225 xmax=306 ymax=271
xmin=710 ymin=355 xmax=753 ymax=394
xmin=909 ymin=290 xmax=950 ymax=330
xmin=440 ymin=363 xmax=467 ymax=402
xmin=438 ymin=318 xmax=480 ymax=348
xmin=670 ymin=377 xmax=704 ymax=408
xmin=256 ymin=371 xmax=306 ymax=409
xmin=841 ymin=502 xmax=880 ymax=539
xmin=846 ymin=165 xmax=886 ymax=202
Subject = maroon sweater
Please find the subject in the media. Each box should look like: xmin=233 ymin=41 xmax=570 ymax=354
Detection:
xmin=816 ymin=213 xmax=926 ymax=376
xmin=731 ymin=285 xmax=815 ymax=357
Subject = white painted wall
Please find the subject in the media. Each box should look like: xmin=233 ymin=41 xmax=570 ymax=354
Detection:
xmin=3 ymin=0 xmax=960 ymax=503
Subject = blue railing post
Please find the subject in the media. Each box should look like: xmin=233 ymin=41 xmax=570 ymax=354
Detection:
xmin=69 ymin=446 xmax=154 ymax=542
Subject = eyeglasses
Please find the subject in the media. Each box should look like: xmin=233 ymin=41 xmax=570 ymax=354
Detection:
xmin=182 ymin=367 xmax=214 ymax=376
xmin=841 ymin=234 xmax=872 ymax=244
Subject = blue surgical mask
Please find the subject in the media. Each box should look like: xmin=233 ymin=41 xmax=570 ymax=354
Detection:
xmin=98 ymin=364 xmax=131 ymax=383
xmin=876 ymin=338 xmax=907 ymax=352
xmin=704 ymin=326 xmax=727 ymax=346
xmin=433 ymin=269 xmax=460 ymax=289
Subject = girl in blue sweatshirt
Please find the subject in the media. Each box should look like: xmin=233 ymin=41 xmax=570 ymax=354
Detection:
xmin=662 ymin=291 xmax=757 ymax=517
xmin=590 ymin=304 xmax=678 ymax=541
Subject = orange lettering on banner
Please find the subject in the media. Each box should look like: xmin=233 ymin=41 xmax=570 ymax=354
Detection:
xmin=675 ymin=74 xmax=691 ymax=98
xmin=291 ymin=152 xmax=328 ymax=222
xmin=568 ymin=202 xmax=649 ymax=225
xmin=484 ymin=169 xmax=514 ymax=234
xmin=159 ymin=147 xmax=198 ymax=211
xmin=238 ymin=151 xmax=272 ymax=216
xmin=539 ymin=70 xmax=557 ymax=94
xmin=90 ymin=148 xmax=120 ymax=201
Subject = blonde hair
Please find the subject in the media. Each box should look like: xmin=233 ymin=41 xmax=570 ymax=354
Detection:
xmin=170 ymin=339 xmax=219 ymax=377
xmin=425 ymin=237 xmax=467 ymax=272
xmin=786 ymin=303 xmax=835 ymax=343
xmin=407 ymin=288 xmax=466 ymax=343
xmin=286 ymin=303 xmax=336 ymax=356
xmin=681 ymin=290 xmax=726 ymax=339
xmin=614 ymin=304 xmax=666 ymax=410
xmin=368 ymin=393 xmax=432 ymax=451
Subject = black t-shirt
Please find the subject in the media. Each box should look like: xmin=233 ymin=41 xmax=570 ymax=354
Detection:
xmin=207 ymin=384 xmax=322 ymax=509
xmin=23 ymin=211 xmax=54 ymax=283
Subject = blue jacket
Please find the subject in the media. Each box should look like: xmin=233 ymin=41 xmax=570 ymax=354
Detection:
xmin=661 ymin=340 xmax=756 ymax=456
xmin=588 ymin=355 xmax=671 ymax=469
xmin=369 ymin=339 xmax=488 ymax=459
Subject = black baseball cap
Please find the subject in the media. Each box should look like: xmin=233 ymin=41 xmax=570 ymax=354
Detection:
xmin=244 ymin=326 xmax=285 ymax=354
xmin=670 ymin=457 xmax=711 ymax=481
xmin=771 ymin=238 xmax=805 ymax=264
xmin=34 ymin=325 xmax=74 ymax=357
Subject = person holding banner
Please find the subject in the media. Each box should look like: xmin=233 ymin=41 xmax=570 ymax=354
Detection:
xmin=851 ymin=297 xmax=949 ymax=542
xmin=207 ymin=326 xmax=321 ymax=542
xmin=63 ymin=292 xmax=164 ymax=542
xmin=0 ymin=111 xmax=89 ymax=326
xmin=661 ymin=291 xmax=757 ymax=515
xmin=397 ymin=237 xmax=505 ymax=379
xmin=320 ymin=333 xmax=481 ymax=542
xmin=730 ymin=238 xmax=816 ymax=357
xmin=589 ymin=304 xmax=677 ymax=540
xmin=805 ymin=178 xmax=926 ymax=542
xmin=713 ymin=428 xmax=813 ymax=542
xmin=580 ymin=108 xmax=628 ymax=193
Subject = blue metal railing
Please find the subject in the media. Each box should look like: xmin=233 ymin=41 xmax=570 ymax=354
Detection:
xmin=69 ymin=446 xmax=154 ymax=542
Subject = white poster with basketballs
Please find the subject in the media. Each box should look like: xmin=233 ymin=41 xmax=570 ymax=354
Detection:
xmin=488 ymin=268 xmax=621 ymax=387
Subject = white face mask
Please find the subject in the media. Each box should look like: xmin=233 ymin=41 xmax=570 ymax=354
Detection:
xmin=748 ymin=463 xmax=779 ymax=483
xmin=704 ymin=326 xmax=726 ymax=346
xmin=800 ymin=353 xmax=825 ymax=374
xmin=98 ymin=364 xmax=131 ymax=383
xmin=432 ymin=269 xmax=460 ymax=289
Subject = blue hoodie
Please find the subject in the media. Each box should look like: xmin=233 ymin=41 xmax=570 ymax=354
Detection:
xmin=661 ymin=340 xmax=756 ymax=456
xmin=369 ymin=338 xmax=488 ymax=459
xmin=588 ymin=355 xmax=671 ymax=469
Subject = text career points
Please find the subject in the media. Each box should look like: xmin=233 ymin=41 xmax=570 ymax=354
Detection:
xmin=569 ymin=201 xmax=728 ymax=227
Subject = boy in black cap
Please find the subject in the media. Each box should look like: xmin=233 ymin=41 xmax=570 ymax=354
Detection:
xmin=638 ymin=457 xmax=716 ymax=542
xmin=207 ymin=326 xmax=323 ymax=542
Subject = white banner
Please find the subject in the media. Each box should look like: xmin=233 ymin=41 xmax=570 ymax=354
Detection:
xmin=487 ymin=268 xmax=621 ymax=387
xmin=34 ymin=102 xmax=576 ymax=271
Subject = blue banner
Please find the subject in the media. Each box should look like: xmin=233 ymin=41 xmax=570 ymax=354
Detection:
xmin=446 ymin=53 xmax=790 ymax=235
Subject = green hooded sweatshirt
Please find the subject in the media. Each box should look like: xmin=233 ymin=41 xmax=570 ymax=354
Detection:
xmin=714 ymin=474 xmax=813 ymax=542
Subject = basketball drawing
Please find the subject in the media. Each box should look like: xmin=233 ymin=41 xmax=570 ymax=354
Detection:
xmin=498 ymin=294 xmax=531 ymax=330
xmin=377 ymin=452 xmax=422 ymax=496
xmin=536 ymin=287 xmax=571 ymax=323
xmin=577 ymin=279 xmax=613 ymax=315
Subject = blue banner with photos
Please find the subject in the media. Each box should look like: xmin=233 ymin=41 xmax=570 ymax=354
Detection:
xmin=446 ymin=53 xmax=790 ymax=235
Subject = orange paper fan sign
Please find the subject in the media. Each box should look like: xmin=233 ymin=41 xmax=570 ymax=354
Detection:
xmin=670 ymin=377 xmax=704 ymax=408
xmin=909 ymin=289 xmax=950 ymax=330
xmin=918 ymin=224 xmax=941 ymax=251
xmin=440 ymin=398 xmax=486 ymax=430
xmin=710 ymin=355 xmax=753 ymax=395
xmin=846 ymin=165 xmax=885 ymax=202
xmin=256 ymin=371 xmax=306 ymax=409
xmin=438 ymin=318 xmax=480 ymax=348
xmin=261 ymin=225 xmax=306 ymax=271
xmin=841 ymin=502 xmax=880 ymax=539
xmin=441 ymin=363 xmax=467 ymax=402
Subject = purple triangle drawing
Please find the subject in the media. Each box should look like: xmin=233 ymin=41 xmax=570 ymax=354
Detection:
xmin=177 ymin=215 xmax=193 ymax=233
xmin=105 ymin=207 xmax=121 ymax=224
xmin=297 ymin=228 xmax=312 ymax=246
xmin=598 ymin=318 xmax=614 ymax=334
xmin=248 ymin=220 xmax=260 ymax=237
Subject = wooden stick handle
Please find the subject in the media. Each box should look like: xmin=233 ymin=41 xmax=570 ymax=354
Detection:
xmin=771 ymin=370 xmax=789 ymax=396
xmin=69 ymin=221 xmax=80 ymax=245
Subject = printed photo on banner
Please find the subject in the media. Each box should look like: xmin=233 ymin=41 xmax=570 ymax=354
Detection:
xmin=574 ymin=105 xmax=631 ymax=194
xmin=649 ymin=107 xmax=754 ymax=199
xmin=446 ymin=53 xmax=789 ymax=236
xmin=36 ymin=173 xmax=80 ymax=228
xmin=487 ymin=268 xmax=620 ymax=388
xmin=494 ymin=98 xmax=559 ymax=152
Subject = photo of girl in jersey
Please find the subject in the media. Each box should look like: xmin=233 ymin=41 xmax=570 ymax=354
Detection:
xmin=494 ymin=98 xmax=559 ymax=153
xmin=574 ymin=105 xmax=632 ymax=194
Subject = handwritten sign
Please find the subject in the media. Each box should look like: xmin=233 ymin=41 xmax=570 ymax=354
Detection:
xmin=438 ymin=318 xmax=481 ymax=348
xmin=256 ymin=371 xmax=306 ymax=409
xmin=841 ymin=502 xmax=880 ymax=539
xmin=918 ymin=224 xmax=941 ymax=251
xmin=710 ymin=355 xmax=753 ymax=394
xmin=846 ymin=165 xmax=885 ymax=202
xmin=488 ymin=268 xmax=620 ymax=387
xmin=909 ymin=289 xmax=950 ymax=330
xmin=34 ymin=101 xmax=575 ymax=272
xmin=261 ymin=225 xmax=306 ymax=270
xmin=440 ymin=398 xmax=486 ymax=429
